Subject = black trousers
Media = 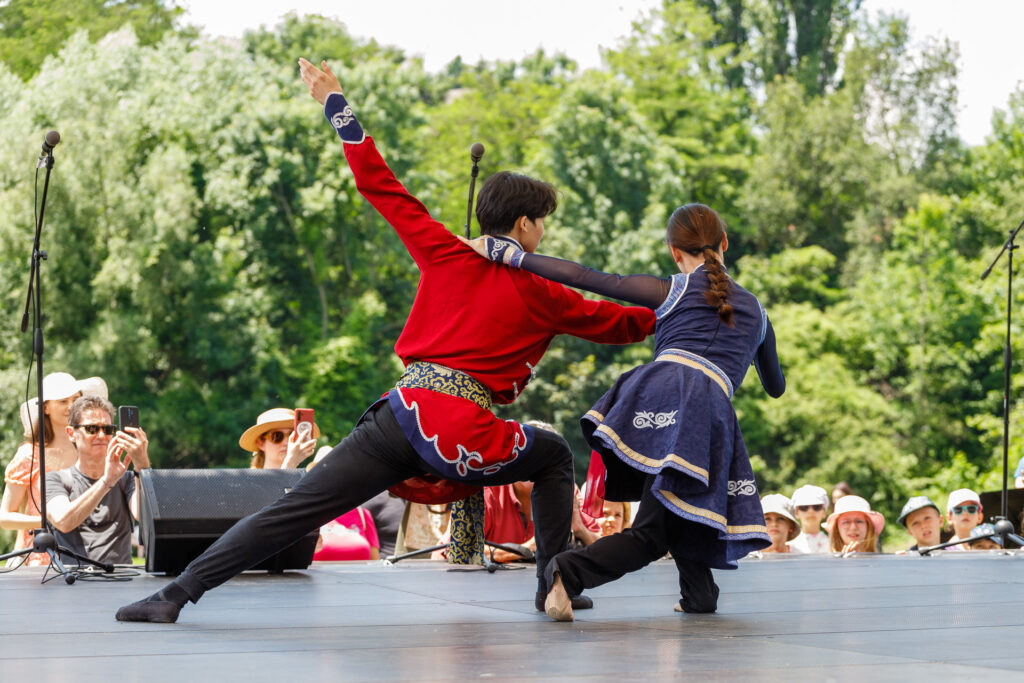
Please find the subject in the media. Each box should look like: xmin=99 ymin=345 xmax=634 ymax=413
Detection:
xmin=175 ymin=400 xmax=574 ymax=602
xmin=546 ymin=475 xmax=720 ymax=613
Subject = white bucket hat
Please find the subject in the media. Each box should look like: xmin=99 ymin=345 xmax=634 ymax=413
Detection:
xmin=761 ymin=494 xmax=800 ymax=541
xmin=19 ymin=373 xmax=108 ymax=434
xmin=946 ymin=488 xmax=981 ymax=514
xmin=791 ymin=484 xmax=829 ymax=508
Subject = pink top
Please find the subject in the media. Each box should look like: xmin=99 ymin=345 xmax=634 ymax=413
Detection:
xmin=4 ymin=442 xmax=75 ymax=566
xmin=313 ymin=507 xmax=380 ymax=561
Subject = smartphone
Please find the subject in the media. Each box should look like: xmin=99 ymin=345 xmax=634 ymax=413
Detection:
xmin=118 ymin=405 xmax=140 ymax=432
xmin=294 ymin=408 xmax=315 ymax=441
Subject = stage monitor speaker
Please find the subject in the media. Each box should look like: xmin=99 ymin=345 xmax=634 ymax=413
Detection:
xmin=138 ymin=468 xmax=318 ymax=575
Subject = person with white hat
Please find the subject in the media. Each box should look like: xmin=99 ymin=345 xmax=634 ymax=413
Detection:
xmin=788 ymin=484 xmax=831 ymax=554
xmin=0 ymin=372 xmax=106 ymax=565
xmin=826 ymin=495 xmax=885 ymax=553
xmin=759 ymin=494 xmax=800 ymax=553
xmin=239 ymin=408 xmax=320 ymax=470
xmin=945 ymin=488 xmax=984 ymax=551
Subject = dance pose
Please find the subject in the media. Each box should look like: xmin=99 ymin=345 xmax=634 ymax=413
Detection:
xmin=115 ymin=60 xmax=655 ymax=623
xmin=461 ymin=203 xmax=785 ymax=620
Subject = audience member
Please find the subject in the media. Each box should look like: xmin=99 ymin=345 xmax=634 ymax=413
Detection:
xmin=1015 ymin=456 xmax=1024 ymax=489
xmin=240 ymin=408 xmax=319 ymax=470
xmin=361 ymin=491 xmax=405 ymax=557
xmin=788 ymin=485 xmax=830 ymax=554
xmin=946 ymin=488 xmax=984 ymax=550
xmin=597 ymin=500 xmax=631 ymax=538
xmin=966 ymin=523 xmax=1003 ymax=551
xmin=1 ymin=373 xmax=106 ymax=565
xmin=831 ymin=481 xmax=853 ymax=508
xmin=45 ymin=395 xmax=150 ymax=565
xmin=826 ymin=495 xmax=883 ymax=554
xmin=483 ymin=481 xmax=536 ymax=563
xmin=760 ymin=494 xmax=799 ymax=553
xmin=897 ymin=496 xmax=952 ymax=551
xmin=570 ymin=487 xmax=601 ymax=547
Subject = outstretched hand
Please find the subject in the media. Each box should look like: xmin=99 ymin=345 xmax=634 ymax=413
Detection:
xmin=298 ymin=58 xmax=343 ymax=105
xmin=456 ymin=234 xmax=490 ymax=258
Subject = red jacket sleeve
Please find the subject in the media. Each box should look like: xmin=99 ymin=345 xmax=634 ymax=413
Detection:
xmin=527 ymin=275 xmax=656 ymax=344
xmin=343 ymin=136 xmax=459 ymax=268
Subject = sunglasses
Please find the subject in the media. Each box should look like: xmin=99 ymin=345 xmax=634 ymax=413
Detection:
xmin=952 ymin=505 xmax=979 ymax=515
xmin=796 ymin=504 xmax=825 ymax=512
xmin=263 ymin=429 xmax=292 ymax=444
xmin=74 ymin=424 xmax=116 ymax=436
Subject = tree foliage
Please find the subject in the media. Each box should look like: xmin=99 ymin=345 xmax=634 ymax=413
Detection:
xmin=1 ymin=3 xmax=1022 ymax=554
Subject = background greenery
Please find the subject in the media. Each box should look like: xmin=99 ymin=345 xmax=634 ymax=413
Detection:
xmin=1 ymin=0 xmax=1021 ymax=552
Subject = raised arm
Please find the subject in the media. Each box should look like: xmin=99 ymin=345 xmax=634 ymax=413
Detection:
xmin=298 ymin=58 xmax=455 ymax=266
xmin=459 ymin=235 xmax=671 ymax=309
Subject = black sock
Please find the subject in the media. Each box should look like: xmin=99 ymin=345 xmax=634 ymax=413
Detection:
xmin=149 ymin=581 xmax=190 ymax=607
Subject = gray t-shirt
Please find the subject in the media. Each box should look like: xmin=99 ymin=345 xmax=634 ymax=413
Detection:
xmin=46 ymin=466 xmax=134 ymax=565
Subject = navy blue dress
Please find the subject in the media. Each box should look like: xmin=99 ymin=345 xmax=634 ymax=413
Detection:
xmin=581 ymin=267 xmax=777 ymax=568
xmin=496 ymin=241 xmax=785 ymax=571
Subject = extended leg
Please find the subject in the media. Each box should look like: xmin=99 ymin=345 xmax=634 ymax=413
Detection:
xmin=116 ymin=402 xmax=424 ymax=622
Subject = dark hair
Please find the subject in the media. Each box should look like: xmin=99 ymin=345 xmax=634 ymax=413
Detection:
xmin=475 ymin=171 xmax=558 ymax=236
xmin=666 ymin=203 xmax=732 ymax=326
xmin=68 ymin=395 xmax=115 ymax=428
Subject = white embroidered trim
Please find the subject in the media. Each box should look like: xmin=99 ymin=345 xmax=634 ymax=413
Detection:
xmin=727 ymin=479 xmax=757 ymax=496
xmin=632 ymin=410 xmax=678 ymax=430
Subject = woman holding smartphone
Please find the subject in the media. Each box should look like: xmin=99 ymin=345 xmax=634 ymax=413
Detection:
xmin=240 ymin=408 xmax=320 ymax=470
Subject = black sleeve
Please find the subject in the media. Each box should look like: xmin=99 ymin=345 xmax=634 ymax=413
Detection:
xmin=753 ymin=318 xmax=785 ymax=398
xmin=520 ymin=252 xmax=672 ymax=310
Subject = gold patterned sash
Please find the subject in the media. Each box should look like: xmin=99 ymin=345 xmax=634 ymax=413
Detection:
xmin=396 ymin=362 xmax=493 ymax=410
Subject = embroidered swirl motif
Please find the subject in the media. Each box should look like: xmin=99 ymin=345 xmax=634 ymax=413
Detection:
xmin=396 ymin=362 xmax=492 ymax=409
xmin=727 ymin=480 xmax=757 ymax=497
xmin=632 ymin=410 xmax=678 ymax=430
xmin=330 ymin=105 xmax=356 ymax=129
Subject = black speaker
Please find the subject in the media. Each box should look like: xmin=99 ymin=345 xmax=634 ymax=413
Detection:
xmin=138 ymin=468 xmax=318 ymax=575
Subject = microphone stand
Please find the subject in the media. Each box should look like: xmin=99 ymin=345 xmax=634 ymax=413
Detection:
xmin=464 ymin=142 xmax=484 ymax=238
xmin=923 ymin=218 xmax=1024 ymax=555
xmin=0 ymin=141 xmax=113 ymax=582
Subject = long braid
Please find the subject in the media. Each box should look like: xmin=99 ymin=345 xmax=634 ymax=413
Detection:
xmin=701 ymin=246 xmax=734 ymax=326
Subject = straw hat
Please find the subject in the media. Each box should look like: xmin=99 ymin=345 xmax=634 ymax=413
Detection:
xmin=238 ymin=408 xmax=320 ymax=452
xmin=760 ymin=494 xmax=800 ymax=541
xmin=825 ymin=495 xmax=885 ymax=536
xmin=19 ymin=373 xmax=108 ymax=434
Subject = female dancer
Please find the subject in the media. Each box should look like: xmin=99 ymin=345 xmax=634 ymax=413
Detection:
xmin=461 ymin=203 xmax=785 ymax=620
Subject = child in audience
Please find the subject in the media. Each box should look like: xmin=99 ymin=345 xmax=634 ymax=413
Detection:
xmin=966 ymin=523 xmax=1003 ymax=551
xmin=946 ymin=488 xmax=984 ymax=550
xmin=826 ymin=495 xmax=884 ymax=553
xmin=788 ymin=485 xmax=830 ymax=554
xmin=760 ymin=494 xmax=799 ymax=553
xmin=897 ymin=496 xmax=951 ymax=551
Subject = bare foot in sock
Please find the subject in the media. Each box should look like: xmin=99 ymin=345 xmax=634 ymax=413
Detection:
xmin=544 ymin=573 xmax=574 ymax=622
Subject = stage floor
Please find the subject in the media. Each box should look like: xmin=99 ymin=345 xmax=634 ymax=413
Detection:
xmin=1 ymin=552 xmax=1022 ymax=681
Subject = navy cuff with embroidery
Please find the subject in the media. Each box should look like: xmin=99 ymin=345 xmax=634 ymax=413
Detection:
xmin=324 ymin=92 xmax=365 ymax=144
xmin=484 ymin=237 xmax=525 ymax=268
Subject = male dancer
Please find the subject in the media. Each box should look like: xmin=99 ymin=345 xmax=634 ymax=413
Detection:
xmin=115 ymin=60 xmax=655 ymax=623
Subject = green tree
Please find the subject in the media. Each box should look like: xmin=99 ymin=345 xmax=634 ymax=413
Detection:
xmin=0 ymin=0 xmax=188 ymax=80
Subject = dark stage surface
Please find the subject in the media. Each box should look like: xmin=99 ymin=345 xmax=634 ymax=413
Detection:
xmin=1 ymin=553 xmax=1022 ymax=681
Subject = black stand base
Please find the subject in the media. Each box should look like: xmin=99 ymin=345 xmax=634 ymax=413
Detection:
xmin=0 ymin=528 xmax=114 ymax=583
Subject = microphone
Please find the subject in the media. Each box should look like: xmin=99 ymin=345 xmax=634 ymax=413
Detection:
xmin=40 ymin=131 xmax=60 ymax=158
xmin=470 ymin=142 xmax=485 ymax=164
